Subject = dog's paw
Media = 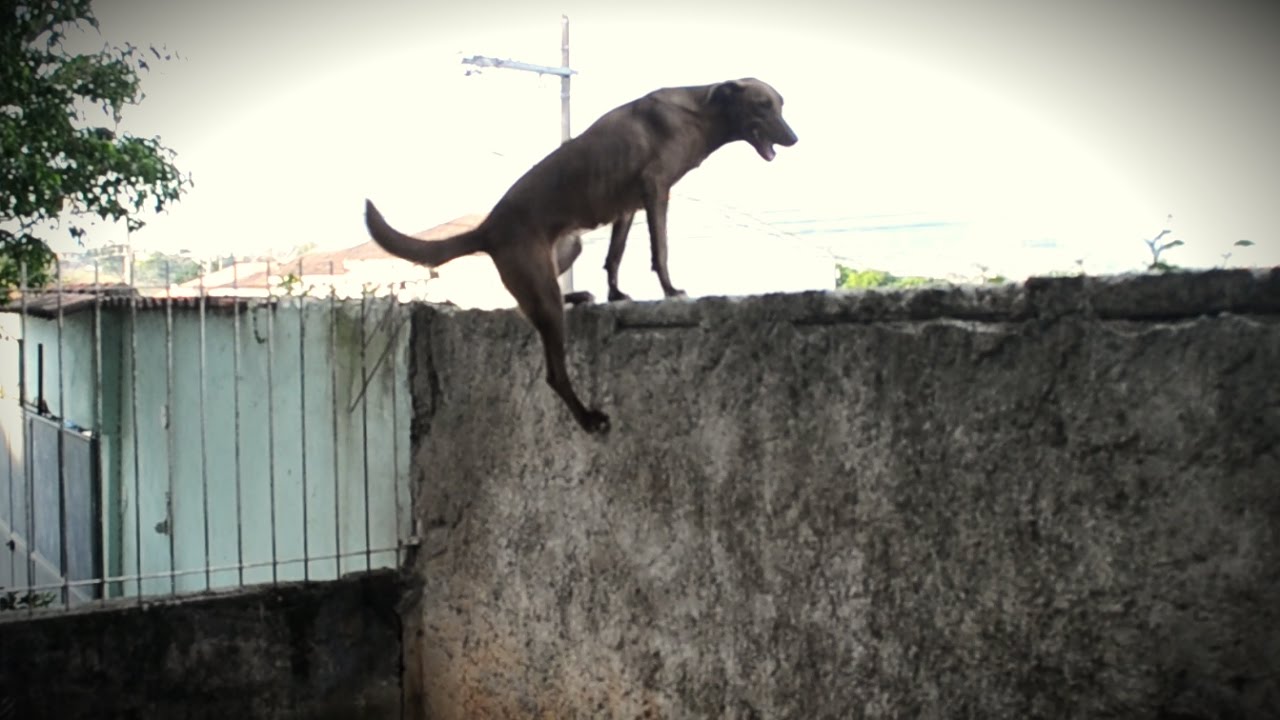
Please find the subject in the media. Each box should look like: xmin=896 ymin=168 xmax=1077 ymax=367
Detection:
xmin=580 ymin=409 xmax=611 ymax=434
xmin=564 ymin=290 xmax=595 ymax=306
xmin=663 ymin=288 xmax=688 ymax=299
xmin=607 ymin=290 xmax=632 ymax=303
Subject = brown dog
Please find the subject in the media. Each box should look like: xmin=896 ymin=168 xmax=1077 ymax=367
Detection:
xmin=365 ymin=78 xmax=797 ymax=433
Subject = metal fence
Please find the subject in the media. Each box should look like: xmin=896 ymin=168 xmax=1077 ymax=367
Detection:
xmin=0 ymin=259 xmax=413 ymax=617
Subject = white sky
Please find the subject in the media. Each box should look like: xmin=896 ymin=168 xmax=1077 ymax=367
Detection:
xmin=49 ymin=0 xmax=1280 ymax=279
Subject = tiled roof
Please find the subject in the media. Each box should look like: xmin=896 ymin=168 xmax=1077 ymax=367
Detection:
xmin=2 ymin=283 xmax=137 ymax=318
xmin=189 ymin=213 xmax=487 ymax=290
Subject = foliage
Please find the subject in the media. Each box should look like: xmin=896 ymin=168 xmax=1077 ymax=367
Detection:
xmin=0 ymin=0 xmax=192 ymax=292
xmin=134 ymin=250 xmax=199 ymax=286
xmin=835 ymin=215 xmax=1263 ymax=287
xmin=0 ymin=588 xmax=55 ymax=612
xmin=1143 ymin=215 xmax=1184 ymax=272
xmin=1142 ymin=215 xmax=1261 ymax=273
xmin=836 ymin=265 xmax=937 ymax=290
xmin=972 ymin=264 xmax=1009 ymax=285
xmin=274 ymin=272 xmax=303 ymax=295
xmin=1220 ymin=239 xmax=1256 ymax=268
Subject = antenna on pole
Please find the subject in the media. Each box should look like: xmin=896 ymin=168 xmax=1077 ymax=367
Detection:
xmin=461 ymin=16 xmax=578 ymax=293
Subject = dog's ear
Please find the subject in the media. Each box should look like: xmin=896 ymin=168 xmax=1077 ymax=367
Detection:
xmin=709 ymin=80 xmax=744 ymax=105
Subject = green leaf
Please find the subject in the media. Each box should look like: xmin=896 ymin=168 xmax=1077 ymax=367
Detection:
xmin=0 ymin=0 xmax=191 ymax=292
xmin=1234 ymin=239 xmax=1255 ymax=247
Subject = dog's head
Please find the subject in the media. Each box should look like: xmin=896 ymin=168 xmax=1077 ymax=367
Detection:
xmin=710 ymin=78 xmax=798 ymax=161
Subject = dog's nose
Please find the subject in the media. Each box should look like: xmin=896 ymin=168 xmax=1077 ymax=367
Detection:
xmin=771 ymin=116 xmax=798 ymax=146
xmin=779 ymin=123 xmax=798 ymax=147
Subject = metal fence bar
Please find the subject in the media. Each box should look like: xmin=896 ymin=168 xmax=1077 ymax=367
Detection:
xmin=198 ymin=272 xmax=211 ymax=591
xmin=92 ymin=263 xmax=107 ymax=604
xmin=3 ymin=463 xmax=9 ymax=591
xmin=346 ymin=299 xmax=401 ymax=413
xmin=55 ymin=261 xmax=69 ymax=608
xmin=328 ymin=262 xmax=341 ymax=579
xmin=353 ymin=297 xmax=407 ymax=570
xmin=128 ymin=256 xmax=142 ymax=600
xmin=16 ymin=265 xmax=26 ymax=413
xmin=266 ymin=260 xmax=278 ymax=584
xmin=164 ymin=262 xmax=176 ymax=595
xmin=19 ymin=264 xmax=35 ymax=616
xmin=232 ymin=263 xmax=245 ymax=588
xmin=5 ymin=281 xmax=13 ymax=591
xmin=297 ymin=258 xmax=309 ymax=581
xmin=390 ymin=299 xmax=401 ymax=567
xmin=360 ymin=292 xmax=371 ymax=572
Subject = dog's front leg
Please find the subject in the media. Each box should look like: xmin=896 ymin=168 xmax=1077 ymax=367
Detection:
xmin=642 ymin=185 xmax=685 ymax=298
xmin=604 ymin=211 xmax=635 ymax=302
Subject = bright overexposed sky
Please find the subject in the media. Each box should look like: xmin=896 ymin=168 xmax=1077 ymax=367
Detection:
xmin=48 ymin=0 xmax=1280 ymax=282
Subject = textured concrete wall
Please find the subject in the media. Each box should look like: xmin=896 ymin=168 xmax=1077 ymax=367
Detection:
xmin=404 ymin=270 xmax=1280 ymax=719
xmin=0 ymin=570 xmax=404 ymax=719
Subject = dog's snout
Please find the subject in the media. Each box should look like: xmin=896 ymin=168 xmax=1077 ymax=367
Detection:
xmin=776 ymin=119 xmax=798 ymax=147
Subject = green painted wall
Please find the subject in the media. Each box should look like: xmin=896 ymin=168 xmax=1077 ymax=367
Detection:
xmin=1 ymin=296 xmax=410 ymax=598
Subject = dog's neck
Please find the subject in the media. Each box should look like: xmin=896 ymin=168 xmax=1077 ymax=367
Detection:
xmin=702 ymin=110 xmax=740 ymax=156
xmin=666 ymin=86 xmax=739 ymax=154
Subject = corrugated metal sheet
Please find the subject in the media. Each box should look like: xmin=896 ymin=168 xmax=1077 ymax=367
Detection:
xmin=3 ymin=289 xmax=279 ymax=318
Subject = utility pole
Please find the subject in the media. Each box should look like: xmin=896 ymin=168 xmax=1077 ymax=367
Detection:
xmin=560 ymin=15 xmax=571 ymax=147
xmin=461 ymin=15 xmax=577 ymax=293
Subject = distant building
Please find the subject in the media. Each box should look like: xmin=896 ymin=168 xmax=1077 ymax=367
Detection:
xmin=176 ymin=214 xmax=512 ymax=307
xmin=175 ymin=198 xmax=839 ymax=307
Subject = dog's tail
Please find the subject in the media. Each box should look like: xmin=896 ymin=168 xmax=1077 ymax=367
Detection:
xmin=364 ymin=199 xmax=486 ymax=267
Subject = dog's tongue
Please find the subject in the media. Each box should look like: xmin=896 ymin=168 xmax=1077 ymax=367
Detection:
xmin=761 ymin=144 xmax=776 ymax=162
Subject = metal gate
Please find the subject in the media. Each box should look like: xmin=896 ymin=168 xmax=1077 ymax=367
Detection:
xmin=1 ymin=410 xmax=101 ymax=609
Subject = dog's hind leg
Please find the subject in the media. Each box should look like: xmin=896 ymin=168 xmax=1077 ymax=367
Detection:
xmin=604 ymin=211 xmax=635 ymax=302
xmin=554 ymin=233 xmax=595 ymax=306
xmin=492 ymin=244 xmax=610 ymax=434
xmin=555 ymin=232 xmax=584 ymax=273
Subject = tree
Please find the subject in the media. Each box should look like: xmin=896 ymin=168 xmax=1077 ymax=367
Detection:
xmin=1 ymin=0 xmax=191 ymax=293
xmin=134 ymin=250 xmax=199 ymax=286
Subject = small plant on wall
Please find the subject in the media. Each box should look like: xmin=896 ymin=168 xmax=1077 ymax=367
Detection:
xmin=1143 ymin=214 xmax=1260 ymax=273
xmin=0 ymin=589 xmax=56 ymax=613
xmin=1144 ymin=215 xmax=1184 ymax=272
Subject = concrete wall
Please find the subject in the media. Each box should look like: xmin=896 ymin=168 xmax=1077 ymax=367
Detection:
xmin=403 ymin=270 xmax=1280 ymax=719
xmin=0 ymin=569 xmax=404 ymax=719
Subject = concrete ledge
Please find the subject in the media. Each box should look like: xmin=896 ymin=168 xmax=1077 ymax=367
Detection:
xmin=406 ymin=269 xmax=1280 ymax=719
xmin=0 ymin=570 xmax=404 ymax=720
xmin=421 ymin=267 xmax=1280 ymax=330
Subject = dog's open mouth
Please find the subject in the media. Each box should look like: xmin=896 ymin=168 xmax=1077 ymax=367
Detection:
xmin=749 ymin=128 xmax=778 ymax=162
